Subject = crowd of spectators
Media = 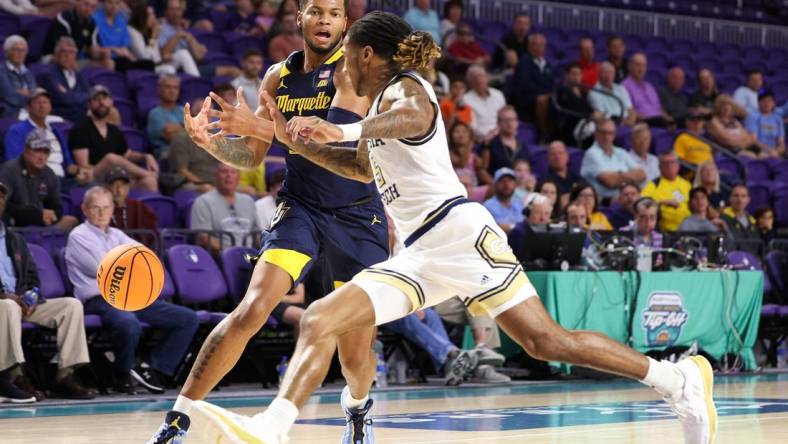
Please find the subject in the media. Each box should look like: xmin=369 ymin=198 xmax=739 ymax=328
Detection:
xmin=1 ymin=0 xmax=787 ymax=402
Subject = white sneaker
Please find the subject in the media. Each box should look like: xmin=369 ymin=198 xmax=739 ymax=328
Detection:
xmin=191 ymin=400 xmax=287 ymax=444
xmin=474 ymin=345 xmax=506 ymax=367
xmin=470 ymin=365 xmax=511 ymax=383
xmin=666 ymin=356 xmax=717 ymax=444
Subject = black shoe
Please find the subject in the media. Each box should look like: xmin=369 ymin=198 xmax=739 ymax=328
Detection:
xmin=51 ymin=374 xmax=96 ymax=400
xmin=444 ymin=350 xmax=478 ymax=386
xmin=114 ymin=372 xmax=136 ymax=395
xmin=0 ymin=375 xmax=36 ymax=404
xmin=12 ymin=375 xmax=45 ymax=401
xmin=147 ymin=410 xmax=190 ymax=444
xmin=131 ymin=363 xmax=165 ymax=394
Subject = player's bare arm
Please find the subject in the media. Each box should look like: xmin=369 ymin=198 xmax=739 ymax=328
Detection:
xmin=261 ymin=91 xmax=373 ymax=183
xmin=286 ymin=76 xmax=434 ymax=144
xmin=184 ymin=63 xmax=281 ymax=169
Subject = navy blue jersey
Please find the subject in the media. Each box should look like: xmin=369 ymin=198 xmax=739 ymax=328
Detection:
xmin=275 ymin=48 xmax=377 ymax=208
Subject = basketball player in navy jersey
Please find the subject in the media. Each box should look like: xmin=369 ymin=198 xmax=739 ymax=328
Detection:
xmin=146 ymin=2 xmax=417 ymax=443
xmin=186 ymin=12 xmax=717 ymax=444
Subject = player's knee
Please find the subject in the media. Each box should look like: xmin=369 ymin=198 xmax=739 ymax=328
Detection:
xmin=228 ymin=302 xmax=270 ymax=336
xmin=299 ymin=304 xmax=335 ymax=339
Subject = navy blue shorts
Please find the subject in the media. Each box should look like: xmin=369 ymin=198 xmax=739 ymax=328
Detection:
xmin=259 ymin=194 xmax=389 ymax=287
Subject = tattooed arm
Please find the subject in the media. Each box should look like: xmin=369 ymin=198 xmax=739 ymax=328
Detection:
xmin=285 ymin=76 xmax=436 ymax=145
xmin=183 ymin=64 xmax=282 ymax=169
xmin=261 ymin=91 xmax=373 ymax=183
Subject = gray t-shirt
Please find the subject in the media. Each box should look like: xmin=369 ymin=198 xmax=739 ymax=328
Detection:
xmin=190 ymin=189 xmax=260 ymax=247
xmin=168 ymin=132 xmax=219 ymax=185
xmin=677 ymin=215 xmax=718 ymax=233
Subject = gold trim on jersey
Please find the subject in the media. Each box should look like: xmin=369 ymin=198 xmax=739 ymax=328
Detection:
xmin=474 ymin=225 xmax=520 ymax=269
xmin=262 ymin=248 xmax=311 ymax=282
xmin=466 ymin=267 xmax=528 ymax=317
xmin=279 ymin=64 xmax=291 ymax=79
xmin=355 ymin=268 xmax=425 ymax=311
xmin=325 ymin=47 xmax=344 ymax=65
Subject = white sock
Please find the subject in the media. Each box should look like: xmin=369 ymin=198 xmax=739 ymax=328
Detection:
xmin=640 ymin=357 xmax=685 ymax=397
xmin=258 ymin=397 xmax=299 ymax=438
xmin=173 ymin=395 xmax=194 ymax=416
xmin=341 ymin=385 xmax=369 ymax=410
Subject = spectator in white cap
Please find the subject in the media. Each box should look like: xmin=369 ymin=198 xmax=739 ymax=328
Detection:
xmin=483 ymin=167 xmax=524 ymax=233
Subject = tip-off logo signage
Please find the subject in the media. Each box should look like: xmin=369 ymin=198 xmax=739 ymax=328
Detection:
xmin=641 ymin=291 xmax=689 ymax=347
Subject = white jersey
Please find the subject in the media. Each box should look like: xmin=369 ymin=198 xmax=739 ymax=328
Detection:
xmin=366 ymin=71 xmax=467 ymax=242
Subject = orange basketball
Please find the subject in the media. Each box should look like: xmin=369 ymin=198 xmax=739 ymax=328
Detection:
xmin=97 ymin=244 xmax=164 ymax=311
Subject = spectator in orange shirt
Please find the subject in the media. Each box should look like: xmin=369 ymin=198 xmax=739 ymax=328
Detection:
xmin=439 ymin=79 xmax=473 ymax=127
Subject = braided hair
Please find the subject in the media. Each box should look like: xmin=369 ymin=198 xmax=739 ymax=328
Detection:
xmin=347 ymin=11 xmax=441 ymax=71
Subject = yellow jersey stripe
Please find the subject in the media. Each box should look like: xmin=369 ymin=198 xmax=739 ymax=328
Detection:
xmin=262 ymin=248 xmax=311 ymax=282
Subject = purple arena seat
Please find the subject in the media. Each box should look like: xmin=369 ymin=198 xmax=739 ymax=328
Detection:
xmin=113 ymin=97 xmax=137 ymax=128
xmin=745 ymin=159 xmax=771 ymax=182
xmin=652 ymin=130 xmax=677 ymax=155
xmin=229 ymin=35 xmax=264 ymax=61
xmin=180 ymin=77 xmax=213 ymax=104
xmin=140 ymin=195 xmax=177 ymax=228
xmin=567 ymin=147 xmax=584 ymax=177
xmin=220 ymin=246 xmax=257 ymax=303
xmin=765 ymin=250 xmax=786 ymax=296
xmin=770 ymin=159 xmax=788 ymax=182
xmin=160 ymin=267 xmax=176 ymax=300
xmin=166 ymin=244 xmax=228 ymax=324
xmin=746 ymin=181 xmax=771 ymax=214
xmin=28 ymin=244 xmax=102 ymax=328
xmin=55 ymin=248 xmax=73 ymax=295
xmin=89 ymin=72 xmax=129 ymax=100
xmin=22 ymin=16 xmax=52 ymax=64
xmin=528 ymin=147 xmax=548 ymax=179
xmin=0 ymin=14 xmax=21 ymax=38
xmin=28 ymin=243 xmax=66 ymax=300
xmin=60 ymin=193 xmax=72 ymax=216
xmin=517 ymin=121 xmax=538 ymax=146
xmin=131 ymin=73 xmax=160 ymax=97
xmin=195 ymin=32 xmax=227 ymax=53
xmin=203 ymin=52 xmax=239 ymax=68
xmin=774 ymin=195 xmax=788 ymax=227
xmin=762 ymin=304 xmax=780 ymax=317
xmin=121 ymin=126 xmax=147 ymax=152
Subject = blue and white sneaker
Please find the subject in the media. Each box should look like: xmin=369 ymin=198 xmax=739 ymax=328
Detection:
xmin=341 ymin=389 xmax=375 ymax=444
xmin=147 ymin=411 xmax=189 ymax=444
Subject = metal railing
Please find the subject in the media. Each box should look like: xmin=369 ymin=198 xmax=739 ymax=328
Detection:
xmin=370 ymin=0 xmax=788 ymax=48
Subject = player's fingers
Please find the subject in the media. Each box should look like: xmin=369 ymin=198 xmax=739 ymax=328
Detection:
xmin=204 ymin=121 xmax=221 ymax=131
xmin=261 ymin=91 xmax=280 ymax=119
xmin=201 ymin=96 xmax=212 ymax=114
xmin=209 ymin=92 xmax=231 ymax=111
xmin=236 ymin=87 xmax=248 ymax=108
xmin=183 ymin=102 xmax=191 ymax=120
xmin=208 ymin=129 xmax=226 ymax=139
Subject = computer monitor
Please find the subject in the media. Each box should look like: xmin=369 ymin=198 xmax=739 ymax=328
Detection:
xmin=521 ymin=231 xmax=587 ymax=270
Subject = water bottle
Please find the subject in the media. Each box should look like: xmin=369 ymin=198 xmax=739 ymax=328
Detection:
xmin=22 ymin=287 xmax=40 ymax=306
xmin=777 ymin=342 xmax=788 ymax=368
xmin=374 ymin=340 xmax=388 ymax=388
xmin=276 ymin=356 xmax=289 ymax=385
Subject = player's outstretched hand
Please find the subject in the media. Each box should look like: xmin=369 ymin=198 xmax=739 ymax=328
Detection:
xmin=184 ymin=97 xmax=213 ymax=150
xmin=261 ymin=91 xmax=291 ymax=145
xmin=206 ymin=87 xmax=274 ymax=143
xmin=286 ymin=116 xmax=343 ymax=144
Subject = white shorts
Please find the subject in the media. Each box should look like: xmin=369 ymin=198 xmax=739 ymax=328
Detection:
xmin=351 ymin=202 xmax=537 ymax=325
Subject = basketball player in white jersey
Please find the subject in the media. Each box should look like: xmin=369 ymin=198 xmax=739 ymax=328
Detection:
xmin=187 ymin=12 xmax=717 ymax=444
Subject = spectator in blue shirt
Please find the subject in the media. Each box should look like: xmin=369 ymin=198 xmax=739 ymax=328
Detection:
xmin=146 ymin=73 xmax=184 ymax=156
xmin=580 ymin=118 xmax=646 ymax=202
xmin=93 ymin=0 xmax=155 ymax=72
xmin=744 ymin=90 xmax=785 ymax=158
xmin=403 ymin=0 xmax=441 ymax=43
xmin=483 ymin=167 xmax=524 ymax=233
xmin=0 ymin=35 xmax=36 ymax=119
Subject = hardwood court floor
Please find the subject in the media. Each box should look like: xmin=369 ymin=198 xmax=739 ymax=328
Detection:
xmin=1 ymin=373 xmax=786 ymax=443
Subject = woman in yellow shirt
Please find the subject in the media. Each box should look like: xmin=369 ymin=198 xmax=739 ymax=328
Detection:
xmin=570 ymin=182 xmax=613 ymax=231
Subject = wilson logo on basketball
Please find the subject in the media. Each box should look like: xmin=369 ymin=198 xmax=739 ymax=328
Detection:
xmin=107 ymin=266 xmax=127 ymax=305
